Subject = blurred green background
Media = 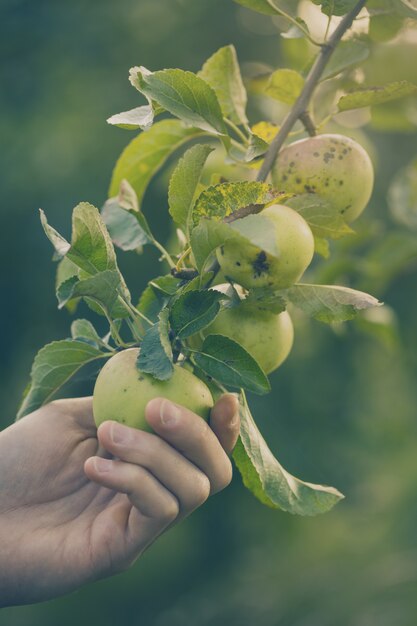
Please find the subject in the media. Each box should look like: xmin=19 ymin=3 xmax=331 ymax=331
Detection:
xmin=1 ymin=0 xmax=417 ymax=624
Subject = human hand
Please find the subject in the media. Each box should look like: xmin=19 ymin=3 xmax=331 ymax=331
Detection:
xmin=0 ymin=394 xmax=239 ymax=607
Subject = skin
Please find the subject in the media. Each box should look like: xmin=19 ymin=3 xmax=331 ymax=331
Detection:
xmin=272 ymin=134 xmax=374 ymax=223
xmin=93 ymin=349 xmax=214 ymax=431
xmin=216 ymin=204 xmax=314 ymax=289
xmin=0 ymin=393 xmax=239 ymax=607
xmin=202 ymin=305 xmax=294 ymax=374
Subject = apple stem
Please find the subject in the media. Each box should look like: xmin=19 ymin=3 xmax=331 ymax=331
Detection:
xmin=256 ymin=0 xmax=367 ymax=183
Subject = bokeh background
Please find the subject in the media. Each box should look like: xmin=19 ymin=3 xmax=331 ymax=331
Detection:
xmin=1 ymin=1 xmax=417 ymax=624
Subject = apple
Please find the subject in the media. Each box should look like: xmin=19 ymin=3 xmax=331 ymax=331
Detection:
xmin=93 ymin=348 xmax=214 ymax=431
xmin=216 ymin=204 xmax=314 ymax=289
xmin=202 ymin=294 xmax=294 ymax=374
xmin=272 ymin=134 xmax=374 ymax=222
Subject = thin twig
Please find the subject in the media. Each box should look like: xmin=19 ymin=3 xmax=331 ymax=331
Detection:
xmin=299 ymin=111 xmax=317 ymax=137
xmin=256 ymin=0 xmax=367 ymax=183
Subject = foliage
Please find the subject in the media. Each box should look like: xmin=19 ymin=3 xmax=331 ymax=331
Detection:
xmin=15 ymin=0 xmax=417 ymax=521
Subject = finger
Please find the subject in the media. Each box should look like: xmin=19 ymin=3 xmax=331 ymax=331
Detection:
xmin=209 ymin=394 xmax=240 ymax=454
xmin=96 ymin=421 xmax=211 ymax=514
xmin=84 ymin=456 xmax=179 ymax=524
xmin=145 ymin=398 xmax=233 ymax=494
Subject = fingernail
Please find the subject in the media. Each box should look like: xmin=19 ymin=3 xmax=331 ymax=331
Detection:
xmin=230 ymin=411 xmax=240 ymax=427
xmin=160 ymin=400 xmax=181 ymax=426
xmin=94 ymin=457 xmax=112 ymax=473
xmin=111 ymin=422 xmax=132 ymax=445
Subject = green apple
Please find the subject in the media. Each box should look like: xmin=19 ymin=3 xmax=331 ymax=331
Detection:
xmin=93 ymin=348 xmax=214 ymax=431
xmin=216 ymin=204 xmax=314 ymax=289
xmin=272 ymin=134 xmax=374 ymax=222
xmin=202 ymin=294 xmax=294 ymax=374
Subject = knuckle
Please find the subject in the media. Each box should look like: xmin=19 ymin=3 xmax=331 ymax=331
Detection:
xmin=160 ymin=496 xmax=180 ymax=522
xmin=191 ymin=473 xmax=211 ymax=507
xmin=219 ymin=459 xmax=233 ymax=490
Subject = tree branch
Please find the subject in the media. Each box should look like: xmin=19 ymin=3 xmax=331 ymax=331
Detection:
xmin=256 ymin=0 xmax=367 ymax=183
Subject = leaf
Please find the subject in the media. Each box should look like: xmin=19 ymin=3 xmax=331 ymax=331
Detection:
xmin=68 ymin=203 xmax=119 ymax=275
xmin=369 ymin=14 xmax=404 ymax=43
xmin=107 ymin=105 xmax=154 ymax=131
xmin=311 ymin=0 xmax=358 ymax=16
xmin=57 ymin=270 xmax=127 ymax=319
xmin=251 ymin=121 xmax=279 ymax=144
xmin=233 ymin=393 xmax=344 ymax=515
xmin=137 ymin=309 xmax=173 ymax=380
xmin=192 ymin=181 xmax=284 ymax=224
xmin=321 ymin=40 xmax=370 ymax=81
xmin=40 ymin=210 xmax=70 ymax=260
xmin=285 ymin=283 xmax=381 ymax=323
xmin=194 ymin=334 xmax=270 ymax=395
xmin=109 ymin=120 xmax=203 ymax=202
xmin=394 ymin=0 xmax=417 ymax=19
xmin=265 ymin=69 xmax=305 ymax=105
xmin=288 ymin=194 xmax=354 ymax=240
xmin=42 ymin=203 xmax=132 ymax=312
xmin=388 ymin=158 xmax=417 ymax=230
xmin=313 ymin=236 xmax=331 ymax=259
xmin=168 ymin=144 xmax=215 ymax=233
xmin=243 ymin=287 xmax=286 ymax=314
xmin=338 ymin=81 xmax=417 ymax=112
xmin=170 ymin=290 xmax=223 ymax=338
xmin=71 ymin=319 xmax=108 ymax=348
xmin=16 ymin=341 xmax=108 ymax=419
xmin=101 ymin=198 xmax=149 ymax=251
xmin=199 ymin=45 xmax=248 ymax=126
xmin=245 ymin=132 xmax=270 ymax=162
xmin=137 ymin=275 xmax=183 ymax=325
xmin=232 ymin=0 xmax=277 ymax=16
xmin=190 ymin=214 xmax=281 ymax=272
xmin=136 ymin=67 xmax=227 ymax=136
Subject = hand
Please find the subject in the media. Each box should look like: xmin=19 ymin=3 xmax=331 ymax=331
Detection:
xmin=0 ymin=394 xmax=239 ymax=607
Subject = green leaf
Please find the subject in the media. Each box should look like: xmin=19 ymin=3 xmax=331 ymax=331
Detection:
xmin=244 ymin=287 xmax=286 ymax=314
xmin=39 ymin=210 xmax=70 ymax=260
xmin=136 ymin=67 xmax=227 ymax=136
xmin=170 ymin=290 xmax=223 ymax=338
xmin=57 ymin=270 xmax=128 ymax=319
xmin=137 ymin=309 xmax=174 ymax=380
xmin=71 ymin=319 xmax=108 ymax=349
xmin=245 ymin=132 xmax=270 ymax=162
xmin=288 ymin=194 xmax=354 ymax=240
xmin=168 ymin=144 xmax=215 ymax=234
xmin=369 ymin=14 xmax=404 ymax=43
xmin=16 ymin=340 xmax=108 ymax=419
xmin=107 ymin=105 xmax=154 ymax=131
xmin=101 ymin=198 xmax=149 ymax=252
xmin=199 ymin=45 xmax=248 ymax=126
xmin=194 ymin=334 xmax=270 ymax=395
xmin=285 ymin=283 xmax=381 ymax=323
xmin=233 ymin=393 xmax=344 ymax=515
xmin=338 ymin=81 xmax=417 ymax=112
xmin=64 ymin=203 xmax=118 ymax=275
xmin=311 ymin=0 xmax=358 ymax=16
xmin=388 ymin=158 xmax=417 ymax=230
xmin=394 ymin=0 xmax=417 ymax=19
xmin=321 ymin=40 xmax=370 ymax=81
xmin=109 ymin=120 xmax=203 ymax=202
xmin=192 ymin=181 xmax=284 ymax=224
xmin=137 ymin=275 xmax=183 ymax=325
xmin=232 ymin=0 xmax=277 ymax=16
xmin=265 ymin=69 xmax=305 ymax=105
